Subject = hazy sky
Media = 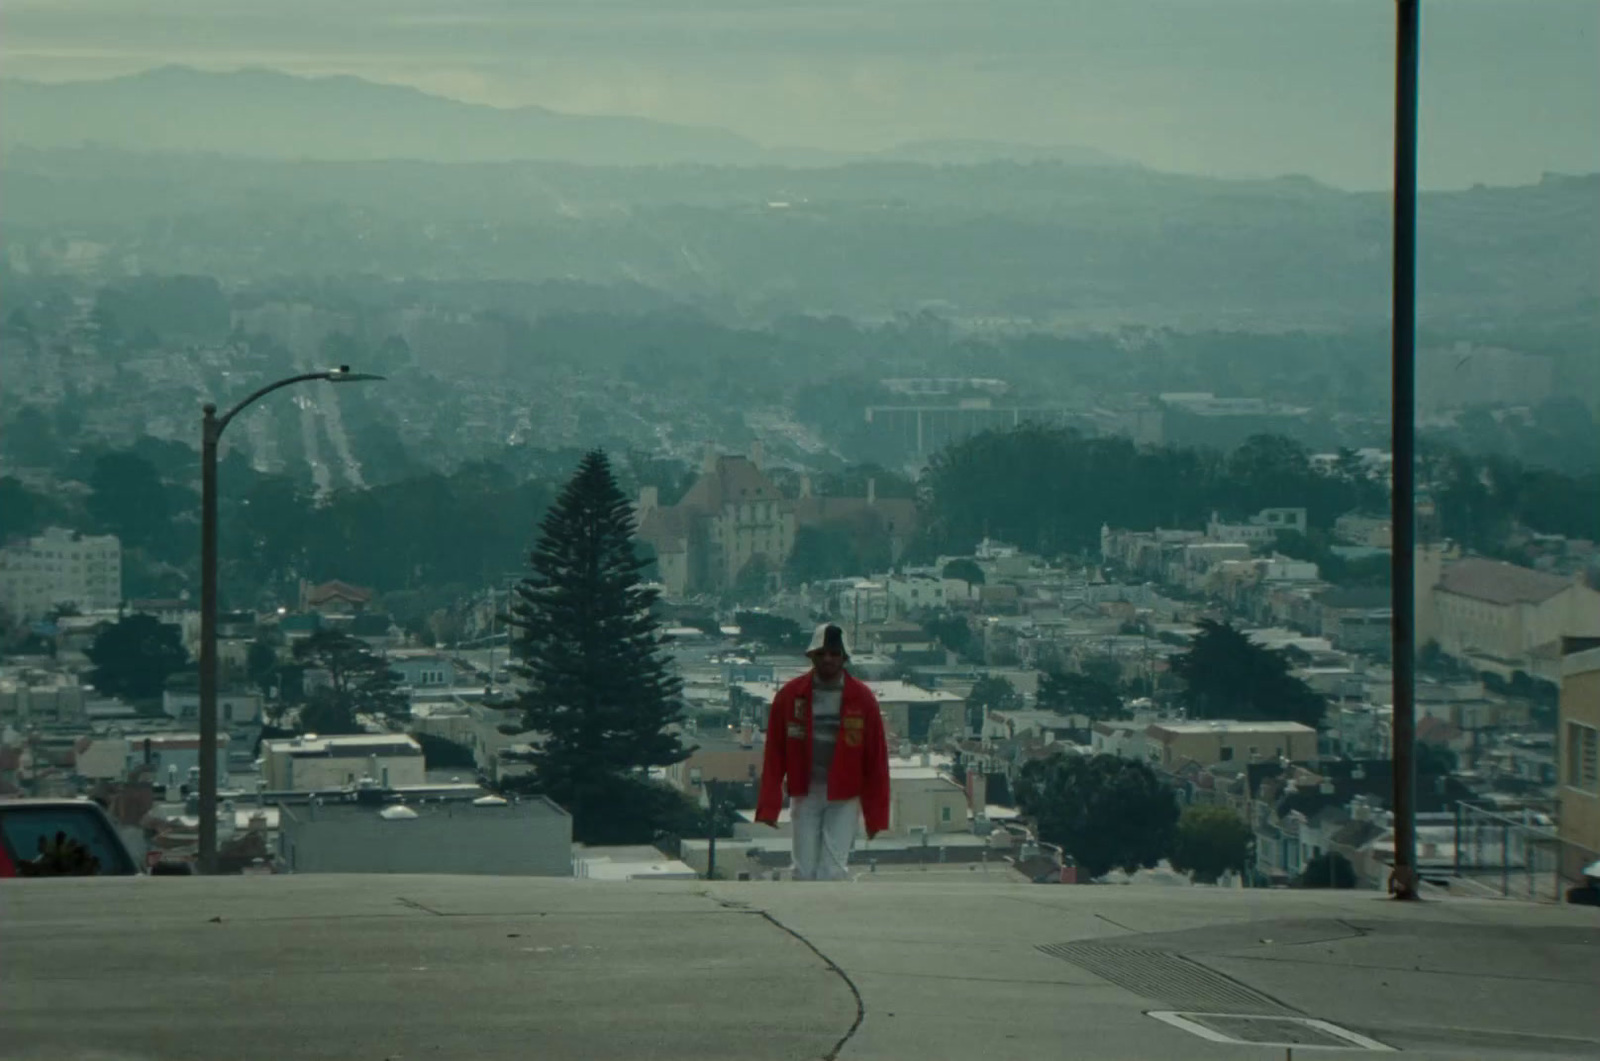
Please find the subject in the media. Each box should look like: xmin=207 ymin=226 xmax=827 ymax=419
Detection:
xmin=4 ymin=0 xmax=1597 ymax=189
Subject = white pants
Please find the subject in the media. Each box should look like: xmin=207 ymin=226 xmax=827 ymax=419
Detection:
xmin=790 ymin=790 xmax=859 ymax=881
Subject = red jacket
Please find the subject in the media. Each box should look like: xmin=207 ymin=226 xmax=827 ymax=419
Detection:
xmin=756 ymin=671 xmax=891 ymax=836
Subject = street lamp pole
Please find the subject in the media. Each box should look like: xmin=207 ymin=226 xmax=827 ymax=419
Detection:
xmin=1389 ymin=0 xmax=1422 ymax=900
xmin=197 ymin=367 xmax=383 ymax=874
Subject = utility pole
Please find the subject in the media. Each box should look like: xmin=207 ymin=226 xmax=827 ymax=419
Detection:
xmin=198 ymin=404 xmax=220 ymax=875
xmin=1388 ymin=0 xmax=1421 ymax=901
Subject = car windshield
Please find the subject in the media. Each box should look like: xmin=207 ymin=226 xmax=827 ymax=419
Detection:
xmin=1 ymin=1 xmax=1597 ymax=1058
xmin=0 ymin=803 xmax=141 ymax=875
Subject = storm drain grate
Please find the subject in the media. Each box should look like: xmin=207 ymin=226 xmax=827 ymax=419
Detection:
xmin=1037 ymin=943 xmax=1289 ymax=1014
xmin=1149 ymin=1013 xmax=1393 ymax=1051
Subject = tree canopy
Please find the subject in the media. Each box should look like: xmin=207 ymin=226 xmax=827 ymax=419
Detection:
xmin=1014 ymin=754 xmax=1178 ymax=880
xmin=942 ymin=558 xmax=985 ymax=585
xmin=290 ymin=629 xmax=407 ymax=732
xmin=734 ymin=610 xmax=807 ymax=652
xmin=85 ymin=614 xmax=189 ymax=701
xmin=1037 ymin=670 xmax=1126 ymax=722
xmin=920 ymin=428 xmax=1387 ymax=557
xmin=1170 ymin=804 xmax=1253 ymax=884
xmin=1170 ymin=619 xmax=1328 ymax=728
xmin=965 ymin=674 xmax=1021 ymax=732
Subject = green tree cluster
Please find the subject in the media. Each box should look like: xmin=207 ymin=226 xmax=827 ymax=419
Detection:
xmin=734 ymin=611 xmax=807 ymax=651
xmin=86 ymin=615 xmax=190 ymax=701
xmin=1170 ymin=619 xmax=1328 ymax=729
xmin=290 ymin=629 xmax=407 ymax=734
xmin=1014 ymin=754 xmax=1178 ymax=880
xmin=1037 ymin=670 xmax=1126 ymax=722
xmin=965 ymin=675 xmax=1021 ymax=732
xmin=1170 ymin=804 xmax=1253 ymax=884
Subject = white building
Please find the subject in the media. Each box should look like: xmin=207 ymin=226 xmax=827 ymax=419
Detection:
xmin=1206 ymin=508 xmax=1308 ymax=546
xmin=885 ymin=573 xmax=947 ymax=617
xmin=261 ymin=733 xmax=426 ymax=791
xmin=1430 ymin=558 xmax=1600 ymax=679
xmin=163 ymin=689 xmax=263 ymax=727
xmin=0 ymin=528 xmax=121 ymax=620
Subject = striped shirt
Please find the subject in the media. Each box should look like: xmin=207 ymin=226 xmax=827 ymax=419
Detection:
xmin=809 ymin=675 xmax=844 ymax=787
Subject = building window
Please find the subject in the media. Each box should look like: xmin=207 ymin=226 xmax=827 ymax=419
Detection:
xmin=1219 ymin=746 xmax=1235 ymax=761
xmin=941 ymin=805 xmax=952 ymax=823
xmin=1567 ymin=722 xmax=1599 ymax=793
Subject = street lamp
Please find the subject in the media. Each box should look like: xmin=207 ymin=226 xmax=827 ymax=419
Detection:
xmin=197 ymin=366 xmax=383 ymax=874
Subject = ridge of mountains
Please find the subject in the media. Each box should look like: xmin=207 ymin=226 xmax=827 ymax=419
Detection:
xmin=0 ymin=66 xmax=1127 ymax=170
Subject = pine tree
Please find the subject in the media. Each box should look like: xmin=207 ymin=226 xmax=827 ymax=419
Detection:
xmin=509 ymin=450 xmax=688 ymax=838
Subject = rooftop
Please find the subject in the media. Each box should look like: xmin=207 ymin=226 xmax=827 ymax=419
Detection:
xmin=1439 ymin=557 xmax=1575 ymax=605
xmin=262 ymin=734 xmax=422 ymax=758
xmin=1148 ymin=720 xmax=1317 ymax=736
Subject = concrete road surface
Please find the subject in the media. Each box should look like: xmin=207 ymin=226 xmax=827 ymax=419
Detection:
xmin=2 ymin=875 xmax=1598 ymax=1060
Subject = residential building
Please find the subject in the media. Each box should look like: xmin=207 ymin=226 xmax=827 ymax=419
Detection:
xmin=838 ymin=581 xmax=891 ymax=627
xmin=277 ymin=791 xmax=572 ymax=875
xmin=162 ymin=689 xmax=262 ymax=727
xmin=663 ymin=737 xmax=762 ymax=797
xmin=1334 ymin=512 xmax=1392 ymax=549
xmin=1145 ymin=720 xmax=1317 ymax=770
xmin=123 ymin=733 xmax=232 ymax=791
xmin=884 ymin=573 xmax=946 ymax=617
xmin=387 ymin=651 xmax=456 ymax=688
xmin=870 ymin=681 xmax=966 ymax=743
xmin=888 ymin=773 xmax=969 ymax=836
xmin=1559 ymin=642 xmax=1600 ymax=872
xmin=261 ymin=733 xmax=426 ymax=791
xmin=299 ymin=579 xmax=373 ymax=616
xmin=1430 ymin=557 xmax=1600 ymax=679
xmin=0 ymin=670 xmax=87 ymax=723
xmin=1206 ymin=508 xmax=1308 ymax=546
xmin=1315 ymin=586 xmax=1392 ymax=654
xmin=0 ymin=527 xmax=121 ymax=620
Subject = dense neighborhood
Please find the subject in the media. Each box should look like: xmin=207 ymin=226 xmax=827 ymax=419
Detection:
xmin=5 ymin=438 xmax=1597 ymax=897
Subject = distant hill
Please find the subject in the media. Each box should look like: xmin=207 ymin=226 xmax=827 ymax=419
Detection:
xmin=878 ymin=138 xmax=1128 ymax=168
xmin=0 ymin=66 xmax=768 ymax=167
xmin=0 ymin=67 xmax=1130 ymax=173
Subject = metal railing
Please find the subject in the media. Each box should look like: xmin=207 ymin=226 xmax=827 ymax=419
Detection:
xmin=1453 ymin=801 xmax=1597 ymax=903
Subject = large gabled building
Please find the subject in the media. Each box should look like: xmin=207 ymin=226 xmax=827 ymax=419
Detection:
xmin=1427 ymin=557 xmax=1600 ymax=680
xmin=635 ymin=448 xmax=917 ymax=597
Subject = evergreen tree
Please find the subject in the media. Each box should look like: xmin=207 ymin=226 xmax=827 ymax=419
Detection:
xmin=965 ymin=675 xmax=1021 ymax=733
xmin=1037 ymin=669 xmax=1127 ymax=721
xmin=509 ymin=450 xmax=688 ymax=840
xmin=1170 ymin=619 xmax=1327 ymax=728
xmin=290 ymin=629 xmax=407 ymax=729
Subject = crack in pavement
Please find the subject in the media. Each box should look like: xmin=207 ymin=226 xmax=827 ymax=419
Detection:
xmin=696 ymin=891 xmax=864 ymax=1060
xmin=752 ymin=909 xmax=866 ymax=1061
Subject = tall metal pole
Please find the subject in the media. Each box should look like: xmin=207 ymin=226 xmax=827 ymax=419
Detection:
xmin=1389 ymin=0 xmax=1421 ymax=901
xmin=194 ymin=369 xmax=382 ymax=873
xmin=198 ymin=405 xmax=221 ymax=875
xmin=706 ymin=781 xmax=719 ymax=881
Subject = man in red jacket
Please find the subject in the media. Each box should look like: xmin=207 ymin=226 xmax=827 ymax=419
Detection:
xmin=756 ymin=622 xmax=890 ymax=881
